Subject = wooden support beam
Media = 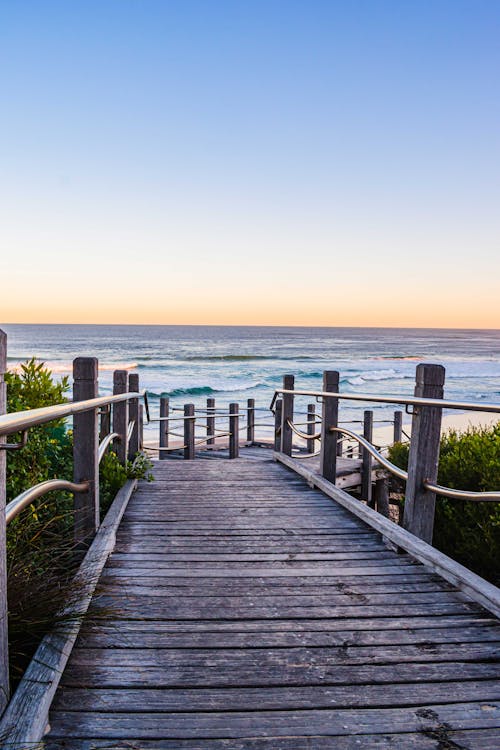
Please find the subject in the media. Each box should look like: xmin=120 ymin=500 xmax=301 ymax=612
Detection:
xmin=112 ymin=370 xmax=128 ymax=465
xmin=99 ymin=404 xmax=110 ymax=443
xmin=159 ymin=395 xmax=169 ymax=460
xmin=374 ymin=476 xmax=390 ymax=518
xmin=246 ymin=398 xmax=255 ymax=443
xmin=274 ymin=399 xmax=282 ymax=452
xmin=362 ymin=409 xmax=374 ymax=507
xmin=229 ymin=403 xmax=239 ymax=459
xmin=320 ymin=370 xmax=339 ymax=483
xmin=206 ymin=398 xmax=215 ymax=446
xmin=73 ymin=357 xmax=100 ymax=546
xmin=393 ymin=410 xmax=403 ymax=444
xmin=138 ymin=404 xmax=144 ymax=450
xmin=280 ymin=375 xmax=294 ymax=456
xmin=403 ymin=363 xmax=445 ymax=544
xmin=127 ymin=373 xmax=140 ymax=461
xmin=0 ymin=329 xmax=9 ymax=712
xmin=306 ymin=403 xmax=316 ymax=454
xmin=183 ymin=404 xmax=195 ymax=460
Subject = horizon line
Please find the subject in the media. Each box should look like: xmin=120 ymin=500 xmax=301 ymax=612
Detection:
xmin=1 ymin=322 xmax=500 ymax=333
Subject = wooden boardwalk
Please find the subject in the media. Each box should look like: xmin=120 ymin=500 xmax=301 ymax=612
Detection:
xmin=46 ymin=452 xmax=500 ymax=749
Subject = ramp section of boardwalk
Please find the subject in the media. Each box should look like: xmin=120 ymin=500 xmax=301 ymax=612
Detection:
xmin=47 ymin=456 xmax=500 ymax=748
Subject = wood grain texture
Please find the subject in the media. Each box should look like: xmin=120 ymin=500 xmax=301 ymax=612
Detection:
xmin=404 ymin=363 xmax=445 ymax=543
xmin=73 ymin=357 xmax=99 ymax=544
xmin=46 ymin=453 xmax=500 ymax=747
xmin=0 ymin=479 xmax=137 ymax=748
xmin=320 ymin=370 xmax=339 ymax=482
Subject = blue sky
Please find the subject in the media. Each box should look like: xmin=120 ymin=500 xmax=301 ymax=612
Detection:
xmin=1 ymin=1 xmax=499 ymax=326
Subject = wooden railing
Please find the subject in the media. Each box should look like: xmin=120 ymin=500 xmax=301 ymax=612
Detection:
xmin=147 ymin=397 xmax=275 ymax=459
xmin=0 ymin=345 xmax=146 ymax=714
xmin=271 ymin=363 xmax=500 ymax=544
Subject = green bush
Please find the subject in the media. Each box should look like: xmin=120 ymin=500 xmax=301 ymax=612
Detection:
xmin=388 ymin=423 xmax=500 ymax=585
xmin=4 ymin=359 xmax=153 ymax=687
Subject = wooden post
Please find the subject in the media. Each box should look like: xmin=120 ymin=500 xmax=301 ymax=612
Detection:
xmin=0 ymin=330 xmax=9 ymax=712
xmin=229 ymin=403 xmax=239 ymax=459
xmin=306 ymin=403 xmax=316 ymax=454
xmin=159 ymin=395 xmax=169 ymax=460
xmin=184 ymin=404 xmax=195 ymax=460
xmin=280 ymin=375 xmax=294 ymax=456
xmin=127 ymin=373 xmax=140 ymax=460
xmin=247 ymin=398 xmax=255 ymax=443
xmin=207 ymin=398 xmax=215 ymax=447
xmin=362 ymin=410 xmax=374 ymax=507
xmin=73 ymin=357 xmax=100 ymax=546
xmin=403 ymin=363 xmax=445 ymax=544
xmin=393 ymin=410 xmax=403 ymax=443
xmin=374 ymin=476 xmax=390 ymax=518
xmin=138 ymin=404 xmax=144 ymax=450
xmin=99 ymin=404 xmax=110 ymax=443
xmin=274 ymin=399 xmax=283 ymax=452
xmin=112 ymin=370 xmax=128 ymax=464
xmin=320 ymin=371 xmax=339 ymax=483
xmin=336 ymin=436 xmax=343 ymax=457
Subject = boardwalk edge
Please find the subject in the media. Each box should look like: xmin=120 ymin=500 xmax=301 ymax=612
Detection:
xmin=0 ymin=478 xmax=138 ymax=749
xmin=274 ymin=452 xmax=500 ymax=620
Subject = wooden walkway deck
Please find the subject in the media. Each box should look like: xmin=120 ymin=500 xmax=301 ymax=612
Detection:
xmin=46 ymin=452 xmax=500 ymax=749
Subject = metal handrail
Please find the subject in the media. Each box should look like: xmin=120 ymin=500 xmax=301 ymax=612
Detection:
xmin=291 ymin=449 xmax=321 ymax=459
xmin=329 ymin=426 xmax=500 ymax=502
xmin=287 ymin=419 xmax=321 ymax=442
xmin=0 ymin=391 xmax=144 ymax=437
xmin=6 ymin=480 xmax=90 ymax=525
xmin=423 ymin=482 xmax=500 ymax=502
xmin=330 ymin=426 xmax=409 ymax=481
xmin=270 ymin=388 xmax=500 ymax=415
xmin=98 ymin=432 xmax=120 ymax=463
xmin=126 ymin=420 xmax=135 ymax=442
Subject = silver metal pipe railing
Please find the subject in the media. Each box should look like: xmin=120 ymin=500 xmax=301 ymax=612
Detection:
xmin=5 ymin=480 xmax=90 ymax=525
xmin=329 ymin=426 xmax=500 ymax=502
xmin=0 ymin=391 xmax=144 ymax=437
xmin=270 ymin=388 xmax=500 ymax=415
xmin=98 ymin=432 xmax=120 ymax=463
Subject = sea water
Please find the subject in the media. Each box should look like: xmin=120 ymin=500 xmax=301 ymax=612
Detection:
xmin=2 ymin=325 xmax=500 ymax=442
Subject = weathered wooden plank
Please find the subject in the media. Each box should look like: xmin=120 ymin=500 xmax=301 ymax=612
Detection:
xmin=76 ymin=623 xmax=500 ymax=649
xmin=41 ymin=730 xmax=500 ymax=750
xmin=59 ymin=660 xmax=500 ymax=690
xmin=79 ymin=613 xmax=493 ymax=634
xmin=66 ymin=641 xmax=500 ymax=670
xmin=47 ymin=701 xmax=500 ymax=738
xmin=52 ymin=679 xmax=500 ymax=712
xmin=88 ymin=596 xmax=480 ymax=618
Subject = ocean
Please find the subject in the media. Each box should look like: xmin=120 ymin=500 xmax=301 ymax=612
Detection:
xmin=2 ymin=325 xmax=500 ymax=442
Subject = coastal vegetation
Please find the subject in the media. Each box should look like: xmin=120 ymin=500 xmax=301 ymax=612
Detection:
xmin=388 ymin=424 xmax=500 ymax=585
xmin=5 ymin=359 xmax=152 ymax=687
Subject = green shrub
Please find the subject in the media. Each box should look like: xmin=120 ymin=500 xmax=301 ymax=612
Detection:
xmin=100 ymin=449 xmax=154 ymax=513
xmin=388 ymin=423 xmax=500 ymax=585
xmin=4 ymin=358 xmax=154 ymax=687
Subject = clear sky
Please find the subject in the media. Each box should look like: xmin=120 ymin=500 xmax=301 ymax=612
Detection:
xmin=1 ymin=0 xmax=499 ymax=327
